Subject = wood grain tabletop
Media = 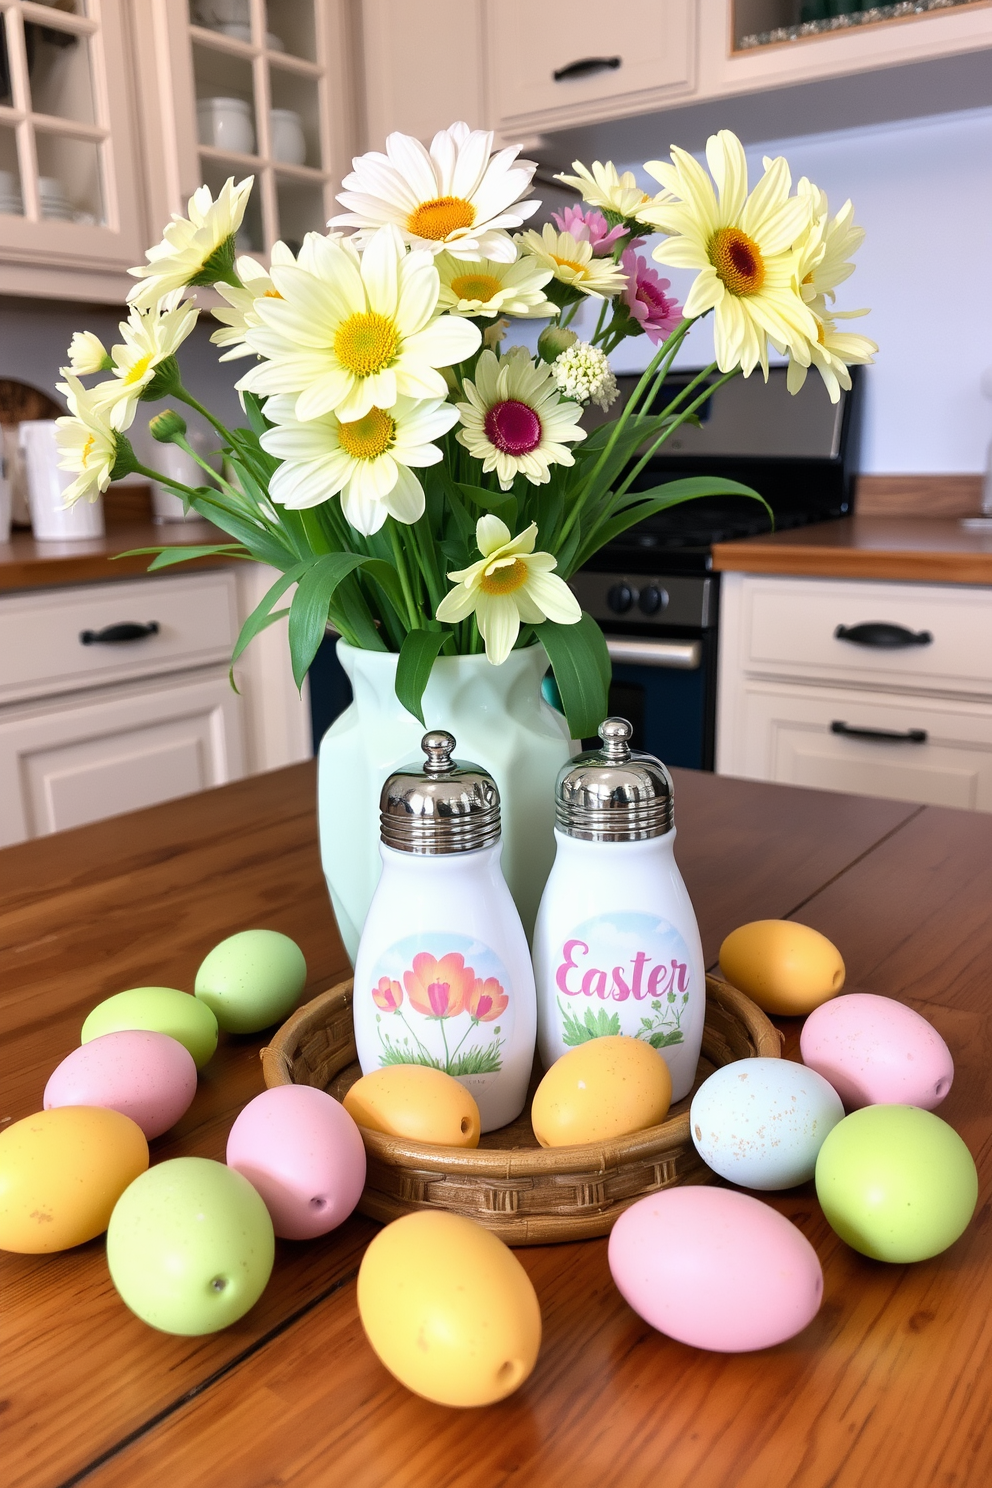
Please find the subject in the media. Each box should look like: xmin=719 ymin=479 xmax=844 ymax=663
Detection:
xmin=2 ymin=763 xmax=989 ymax=1488
xmin=711 ymin=515 xmax=992 ymax=585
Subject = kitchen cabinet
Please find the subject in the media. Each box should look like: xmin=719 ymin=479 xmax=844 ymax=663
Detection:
xmin=716 ymin=571 xmax=992 ymax=812
xmin=358 ymin=0 xmax=488 ymax=146
xmin=0 ymin=0 xmax=148 ymax=301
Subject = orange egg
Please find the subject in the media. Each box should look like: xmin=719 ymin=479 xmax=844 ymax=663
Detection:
xmin=719 ymin=920 xmax=845 ymax=1016
xmin=344 ymin=1065 xmax=480 ymax=1148
xmin=531 ymin=1036 xmax=672 ymax=1148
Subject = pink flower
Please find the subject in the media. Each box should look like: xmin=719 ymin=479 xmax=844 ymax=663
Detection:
xmin=372 ymin=976 xmax=403 ymax=1013
xmin=621 ymin=251 xmax=684 ymax=344
xmin=552 ymin=204 xmax=629 ymax=257
xmin=404 ymin=952 xmax=475 ymax=1019
xmin=467 ymin=977 xmax=509 ymax=1023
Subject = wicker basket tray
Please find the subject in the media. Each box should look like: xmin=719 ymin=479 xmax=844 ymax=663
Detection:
xmin=261 ymin=974 xmax=780 ymax=1245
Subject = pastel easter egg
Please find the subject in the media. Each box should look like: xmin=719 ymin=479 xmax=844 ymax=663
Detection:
xmin=82 ymin=987 xmax=218 ymax=1070
xmin=690 ymin=1057 xmax=844 ymax=1190
xmin=800 ymin=992 xmax=954 ymax=1111
xmin=226 ymin=1085 xmax=367 ymax=1239
xmin=107 ymin=1156 xmax=275 ymax=1334
xmin=719 ymin=921 xmax=845 ymax=1016
xmin=343 ymin=1065 xmax=480 ymax=1148
xmin=531 ymin=1036 xmax=672 ymax=1148
xmin=195 ymin=929 xmax=307 ymax=1034
xmin=815 ymin=1104 xmax=976 ymax=1262
xmin=44 ymin=1030 xmax=197 ymax=1139
xmin=608 ymin=1186 xmax=823 ymax=1352
xmin=0 ymin=1107 xmax=148 ymax=1253
xmin=358 ymin=1211 xmax=542 ymax=1407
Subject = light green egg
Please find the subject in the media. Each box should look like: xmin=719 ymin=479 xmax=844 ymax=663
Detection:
xmin=107 ymin=1157 xmax=274 ymax=1335
xmin=194 ymin=929 xmax=307 ymax=1035
xmin=81 ymin=987 xmax=218 ymax=1069
xmin=815 ymin=1104 xmax=977 ymax=1263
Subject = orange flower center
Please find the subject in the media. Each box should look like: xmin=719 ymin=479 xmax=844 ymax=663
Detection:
xmin=708 ymin=226 xmax=765 ymax=297
xmin=551 ymin=253 xmax=587 ymax=276
xmin=80 ymin=434 xmax=96 ymax=467
xmin=333 ymin=310 xmax=399 ymax=378
xmin=449 ymin=271 xmax=502 ymax=303
xmin=407 ymin=196 xmax=476 ymax=241
xmin=337 ymin=406 xmax=396 ymax=461
xmin=480 ymin=557 xmax=528 ymax=596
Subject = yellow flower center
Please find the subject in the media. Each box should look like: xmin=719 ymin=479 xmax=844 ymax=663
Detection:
xmin=708 ymin=226 xmax=765 ymax=297
xmin=337 ymin=406 xmax=396 ymax=461
xmin=551 ymin=253 xmax=587 ymax=276
xmin=407 ymin=196 xmax=476 ymax=241
xmin=480 ymin=557 xmax=528 ymax=596
xmin=80 ymin=434 xmax=96 ymax=467
xmin=333 ymin=311 xmax=399 ymax=378
xmin=815 ymin=320 xmax=826 ymax=346
xmin=123 ymin=353 xmax=153 ymax=386
xmin=449 ymin=272 xmax=502 ymax=303
xmin=262 ymin=288 xmax=283 ymax=299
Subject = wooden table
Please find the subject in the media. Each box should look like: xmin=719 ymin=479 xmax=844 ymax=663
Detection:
xmin=3 ymin=763 xmax=991 ymax=1488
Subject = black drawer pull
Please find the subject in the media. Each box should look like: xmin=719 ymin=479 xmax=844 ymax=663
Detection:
xmin=831 ymin=720 xmax=927 ymax=744
xmin=834 ymin=621 xmax=932 ymax=648
xmin=553 ymin=55 xmax=621 ymax=81
xmin=80 ymin=621 xmax=160 ymax=645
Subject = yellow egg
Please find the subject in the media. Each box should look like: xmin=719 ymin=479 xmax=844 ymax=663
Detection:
xmin=531 ymin=1036 xmax=672 ymax=1148
xmin=343 ymin=1065 xmax=480 ymax=1148
xmin=357 ymin=1211 xmax=541 ymax=1406
xmin=719 ymin=920 xmax=846 ymax=1016
xmin=0 ymin=1107 xmax=149 ymax=1253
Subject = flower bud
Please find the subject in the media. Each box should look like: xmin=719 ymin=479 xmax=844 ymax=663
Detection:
xmin=537 ymin=324 xmax=578 ymax=364
xmin=149 ymin=409 xmax=188 ymax=444
xmin=109 ymin=434 xmax=139 ymax=483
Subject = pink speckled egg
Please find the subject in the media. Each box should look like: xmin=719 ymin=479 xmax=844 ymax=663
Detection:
xmin=608 ymin=1187 xmax=823 ymax=1353
xmin=800 ymin=993 xmax=953 ymax=1111
xmin=226 ymin=1085 xmax=366 ymax=1240
xmin=44 ymin=1030 xmax=197 ymax=1139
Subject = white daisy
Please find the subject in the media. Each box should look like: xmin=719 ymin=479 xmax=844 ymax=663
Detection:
xmin=91 ymin=292 xmax=198 ymax=430
xmin=456 ymin=346 xmax=586 ymax=491
xmin=331 ymin=121 xmax=539 ymax=262
xmin=785 ymin=306 xmax=877 ymax=404
xmin=641 ymin=131 xmax=817 ymax=377
xmin=65 ymin=330 xmax=111 ymax=375
xmin=436 ymin=515 xmax=581 ymax=665
xmin=555 ymin=160 xmax=659 ymax=223
xmin=794 ymin=177 xmax=866 ymax=306
xmin=128 ymin=176 xmax=253 ymax=308
xmin=55 ymin=373 xmax=128 ymax=506
xmin=436 ymin=252 xmax=555 ymax=319
xmin=238 ymin=224 xmax=481 ymax=423
xmin=210 ymin=243 xmax=297 ymax=361
xmin=515 ymin=224 xmax=628 ymax=299
xmin=259 ymin=392 xmax=458 ymax=535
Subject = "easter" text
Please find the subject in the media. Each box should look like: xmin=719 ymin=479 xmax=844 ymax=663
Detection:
xmin=555 ymin=939 xmax=690 ymax=1002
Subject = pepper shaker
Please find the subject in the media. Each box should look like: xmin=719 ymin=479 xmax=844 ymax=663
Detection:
xmin=353 ymin=730 xmax=537 ymax=1132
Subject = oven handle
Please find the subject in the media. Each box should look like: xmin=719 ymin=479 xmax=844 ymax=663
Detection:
xmin=606 ymin=638 xmax=702 ymax=670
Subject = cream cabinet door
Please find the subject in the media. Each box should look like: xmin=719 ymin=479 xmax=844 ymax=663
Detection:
xmin=359 ymin=0 xmax=488 ymax=144
xmin=0 ymin=666 xmax=246 ymax=845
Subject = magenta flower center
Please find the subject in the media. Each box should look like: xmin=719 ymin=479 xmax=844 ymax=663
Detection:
xmin=484 ymin=399 xmax=542 ymax=456
xmin=427 ymin=980 xmax=451 ymax=1016
xmin=474 ymin=994 xmax=494 ymax=1018
xmin=637 ymin=278 xmax=667 ymax=315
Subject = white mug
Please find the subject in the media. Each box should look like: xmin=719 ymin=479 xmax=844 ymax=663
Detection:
xmin=270 ymin=109 xmax=306 ymax=166
xmin=196 ymin=96 xmax=255 ymax=155
xmin=20 ymin=420 xmax=105 ymax=542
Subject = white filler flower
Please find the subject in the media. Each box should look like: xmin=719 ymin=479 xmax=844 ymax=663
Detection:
xmin=128 ymin=176 xmax=253 ymax=308
xmin=552 ymin=342 xmax=619 ymax=411
xmin=92 ymin=292 xmax=198 ymax=429
xmin=332 ymin=121 xmax=539 ymax=261
xmin=239 ymin=224 xmax=481 ymax=423
xmin=260 ymin=392 xmax=458 ymax=535
xmin=55 ymin=373 xmax=125 ymax=506
xmin=456 ymin=347 xmax=586 ymax=491
xmin=436 ymin=515 xmax=581 ymax=664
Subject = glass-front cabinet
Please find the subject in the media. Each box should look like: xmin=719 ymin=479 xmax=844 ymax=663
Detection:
xmin=0 ymin=0 xmax=146 ymax=299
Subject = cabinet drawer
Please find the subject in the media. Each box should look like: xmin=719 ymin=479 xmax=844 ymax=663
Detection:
xmin=0 ymin=573 xmax=238 ymax=705
xmin=739 ymin=576 xmax=992 ymax=695
xmin=729 ymin=679 xmax=992 ymax=813
xmin=490 ymin=0 xmax=692 ymax=130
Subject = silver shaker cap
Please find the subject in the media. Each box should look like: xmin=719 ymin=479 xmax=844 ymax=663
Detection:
xmin=555 ymin=717 xmax=674 ymax=841
xmin=380 ymin=730 xmax=501 ymax=854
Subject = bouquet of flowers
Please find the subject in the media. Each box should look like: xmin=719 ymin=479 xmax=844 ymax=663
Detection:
xmin=56 ymin=124 xmax=874 ymax=739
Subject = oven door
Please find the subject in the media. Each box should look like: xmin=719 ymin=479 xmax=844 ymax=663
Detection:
xmin=603 ymin=631 xmax=717 ymax=770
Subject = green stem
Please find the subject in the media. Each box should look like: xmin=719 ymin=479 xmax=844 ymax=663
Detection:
xmin=590 ymin=296 xmax=610 ymax=345
xmin=614 ymin=367 xmax=737 ymax=503
xmin=171 ymin=386 xmax=237 ymax=447
xmin=446 ymin=1018 xmax=478 ymax=1065
xmin=387 ymin=519 xmax=422 ymax=631
xmin=130 ymin=460 xmax=196 ymax=499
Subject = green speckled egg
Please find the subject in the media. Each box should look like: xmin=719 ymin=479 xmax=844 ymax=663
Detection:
xmin=194 ymin=929 xmax=307 ymax=1034
xmin=82 ymin=987 xmax=218 ymax=1069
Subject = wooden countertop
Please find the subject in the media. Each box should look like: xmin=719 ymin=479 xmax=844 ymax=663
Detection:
xmin=3 ymin=764 xmax=992 ymax=1488
xmin=712 ymin=515 xmax=992 ymax=584
xmin=0 ymin=519 xmax=229 ymax=591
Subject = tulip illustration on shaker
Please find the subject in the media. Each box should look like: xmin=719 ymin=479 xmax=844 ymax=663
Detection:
xmin=371 ymin=945 xmax=508 ymax=1076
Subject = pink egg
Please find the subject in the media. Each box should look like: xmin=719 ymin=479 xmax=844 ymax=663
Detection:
xmin=226 ymin=1085 xmax=367 ymax=1240
xmin=608 ymin=1187 xmax=823 ymax=1352
xmin=800 ymin=993 xmax=953 ymax=1111
xmin=43 ymin=1030 xmax=197 ymax=1139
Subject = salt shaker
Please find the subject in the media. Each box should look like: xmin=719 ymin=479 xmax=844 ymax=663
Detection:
xmin=532 ymin=718 xmax=705 ymax=1102
xmin=352 ymin=730 xmax=536 ymax=1132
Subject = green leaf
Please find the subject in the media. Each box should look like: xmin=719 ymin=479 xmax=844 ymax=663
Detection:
xmin=536 ymin=612 xmax=610 ymax=740
xmin=456 ymin=481 xmax=517 ymax=530
xmin=394 ymin=628 xmax=452 ymax=724
xmin=232 ymin=557 xmax=317 ymax=667
xmin=287 ymin=552 xmax=371 ymax=687
xmin=570 ymin=477 xmax=772 ymax=574
xmin=241 ymin=390 xmax=271 ymax=438
xmin=558 ymin=999 xmax=622 ymax=1046
xmin=148 ymin=544 xmax=251 ymax=570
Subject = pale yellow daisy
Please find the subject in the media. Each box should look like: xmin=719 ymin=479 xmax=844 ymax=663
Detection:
xmin=54 ymin=373 xmax=127 ymax=506
xmin=784 ymin=305 xmax=877 ymax=404
xmin=555 ymin=159 xmax=660 ymax=222
xmin=515 ymin=224 xmax=628 ymax=299
xmin=91 ymin=292 xmax=198 ymax=430
xmin=129 ymin=177 xmax=253 ymax=308
xmin=65 ymin=330 xmax=111 ymax=375
xmin=436 ymin=252 xmax=555 ymax=319
xmin=210 ymin=243 xmax=298 ymax=361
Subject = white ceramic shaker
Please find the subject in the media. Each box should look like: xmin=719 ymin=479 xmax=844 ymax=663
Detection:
xmin=532 ymin=717 xmax=705 ymax=1102
xmin=353 ymin=730 xmax=537 ymax=1132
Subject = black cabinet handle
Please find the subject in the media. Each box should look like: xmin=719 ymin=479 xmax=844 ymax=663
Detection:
xmin=553 ymin=55 xmax=621 ymax=81
xmin=834 ymin=621 xmax=932 ymax=648
xmin=80 ymin=621 xmax=160 ymax=645
xmin=831 ymin=720 xmax=927 ymax=744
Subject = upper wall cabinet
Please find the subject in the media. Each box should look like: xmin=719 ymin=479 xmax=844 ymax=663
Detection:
xmin=488 ymin=0 xmax=695 ymax=136
xmin=0 ymin=0 xmax=147 ymax=301
xmin=359 ymin=0 xmax=488 ymax=147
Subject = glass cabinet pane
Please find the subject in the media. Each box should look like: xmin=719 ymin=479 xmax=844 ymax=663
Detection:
xmin=265 ymin=0 xmax=316 ymax=61
xmin=275 ymin=176 xmax=326 ymax=254
xmin=193 ymin=41 xmax=256 ymax=157
xmin=189 ymin=0 xmax=252 ymax=44
xmin=268 ymin=66 xmax=319 ymax=169
xmin=23 ymin=21 xmax=96 ymax=126
xmin=0 ymin=127 xmax=23 ymax=217
xmin=34 ymin=132 xmax=104 ymax=224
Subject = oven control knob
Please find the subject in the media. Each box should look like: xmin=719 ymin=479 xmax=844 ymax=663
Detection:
xmin=639 ymin=585 xmax=669 ymax=616
xmin=607 ymin=582 xmax=636 ymax=614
